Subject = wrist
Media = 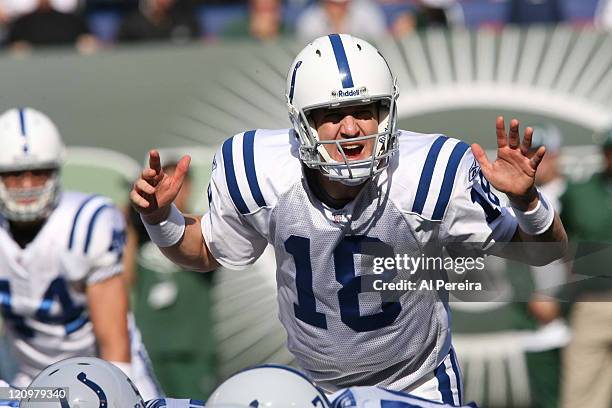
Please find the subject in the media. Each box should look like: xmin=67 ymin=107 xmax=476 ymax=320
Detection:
xmin=512 ymin=190 xmax=555 ymax=236
xmin=141 ymin=204 xmax=185 ymax=247
xmin=508 ymin=186 xmax=538 ymax=211
xmin=142 ymin=205 xmax=171 ymax=225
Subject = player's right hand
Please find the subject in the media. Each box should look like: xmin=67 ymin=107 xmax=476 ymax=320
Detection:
xmin=130 ymin=150 xmax=191 ymax=224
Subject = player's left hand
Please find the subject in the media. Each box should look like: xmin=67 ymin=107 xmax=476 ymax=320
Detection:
xmin=471 ymin=116 xmax=545 ymax=210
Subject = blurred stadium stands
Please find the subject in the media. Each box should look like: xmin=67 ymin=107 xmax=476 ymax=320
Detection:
xmin=0 ymin=0 xmax=606 ymax=46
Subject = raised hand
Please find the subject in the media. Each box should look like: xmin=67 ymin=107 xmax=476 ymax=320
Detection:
xmin=130 ymin=150 xmax=191 ymax=224
xmin=471 ymin=116 xmax=545 ymax=210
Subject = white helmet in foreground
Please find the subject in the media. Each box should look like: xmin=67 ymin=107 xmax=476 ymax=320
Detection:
xmin=286 ymin=34 xmax=399 ymax=185
xmin=20 ymin=357 xmax=145 ymax=408
xmin=0 ymin=107 xmax=65 ymax=222
xmin=207 ymin=365 xmax=330 ymax=408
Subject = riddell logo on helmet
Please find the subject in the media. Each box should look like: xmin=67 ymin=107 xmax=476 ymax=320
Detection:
xmin=331 ymin=87 xmax=368 ymax=98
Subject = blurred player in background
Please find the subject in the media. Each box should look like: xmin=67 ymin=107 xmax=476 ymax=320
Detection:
xmin=0 ymin=108 xmax=160 ymax=399
xmin=125 ymin=153 xmax=217 ymax=398
xmin=130 ymin=34 xmax=567 ymax=404
xmin=560 ymin=130 xmax=612 ymax=408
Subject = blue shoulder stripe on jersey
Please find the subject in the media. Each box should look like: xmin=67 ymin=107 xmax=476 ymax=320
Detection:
xmin=189 ymin=399 xmax=205 ymax=407
xmin=83 ymin=204 xmax=112 ymax=254
xmin=434 ymin=360 xmax=454 ymax=404
xmin=222 ymin=137 xmax=250 ymax=214
xmin=243 ymin=130 xmax=267 ymax=208
xmin=328 ymin=34 xmax=354 ymax=89
xmin=68 ymin=195 xmax=100 ymax=250
xmin=412 ymin=136 xmax=448 ymax=215
xmin=288 ymin=61 xmax=302 ymax=104
xmin=18 ymin=108 xmax=26 ymax=136
xmin=449 ymin=348 xmax=463 ymax=405
xmin=431 ymin=141 xmax=470 ymax=220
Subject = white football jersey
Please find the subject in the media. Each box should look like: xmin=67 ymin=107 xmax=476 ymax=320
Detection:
xmin=0 ymin=191 xmax=125 ymax=380
xmin=330 ymin=386 xmax=478 ymax=408
xmin=202 ymin=129 xmax=518 ymax=391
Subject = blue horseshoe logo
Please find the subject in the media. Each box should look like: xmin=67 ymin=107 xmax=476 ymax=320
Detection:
xmin=77 ymin=372 xmax=108 ymax=408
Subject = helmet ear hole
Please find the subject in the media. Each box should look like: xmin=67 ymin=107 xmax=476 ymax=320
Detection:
xmin=357 ymin=43 xmax=362 ymax=51
xmin=316 ymin=49 xmax=321 ymax=57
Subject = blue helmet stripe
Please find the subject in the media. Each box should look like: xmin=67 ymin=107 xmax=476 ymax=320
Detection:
xmin=222 ymin=137 xmax=250 ymax=214
xmin=18 ymin=108 xmax=29 ymax=153
xmin=328 ymin=34 xmax=354 ymax=88
xmin=18 ymin=108 xmax=26 ymax=135
xmin=288 ymin=61 xmax=302 ymax=104
xmin=432 ymin=141 xmax=470 ymax=220
xmin=412 ymin=136 xmax=448 ymax=215
xmin=242 ymin=130 xmax=266 ymax=208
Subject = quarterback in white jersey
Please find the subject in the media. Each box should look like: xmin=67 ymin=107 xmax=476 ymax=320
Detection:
xmin=131 ymin=35 xmax=568 ymax=404
xmin=0 ymin=108 xmax=160 ymax=399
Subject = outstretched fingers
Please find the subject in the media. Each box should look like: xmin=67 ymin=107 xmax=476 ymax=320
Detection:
xmin=521 ymin=126 xmax=533 ymax=155
xmin=530 ymin=145 xmax=546 ymax=169
xmin=496 ymin=116 xmax=507 ymax=149
xmin=471 ymin=143 xmax=491 ymax=173
xmin=508 ymin=118 xmax=520 ymax=148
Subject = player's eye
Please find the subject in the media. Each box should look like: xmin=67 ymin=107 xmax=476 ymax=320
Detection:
xmin=324 ymin=113 xmax=343 ymax=123
xmin=354 ymin=110 xmax=374 ymax=120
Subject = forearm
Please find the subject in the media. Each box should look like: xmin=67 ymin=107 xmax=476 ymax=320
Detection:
xmin=159 ymin=214 xmax=219 ymax=273
xmin=512 ymin=210 xmax=568 ymax=266
xmin=88 ymin=276 xmax=130 ymax=362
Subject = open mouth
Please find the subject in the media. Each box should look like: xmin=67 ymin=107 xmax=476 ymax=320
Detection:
xmin=338 ymin=143 xmax=364 ymax=160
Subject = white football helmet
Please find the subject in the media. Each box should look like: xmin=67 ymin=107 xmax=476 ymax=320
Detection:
xmin=207 ymin=365 xmax=330 ymax=408
xmin=20 ymin=357 xmax=145 ymax=408
xmin=0 ymin=107 xmax=65 ymax=222
xmin=286 ymin=34 xmax=399 ymax=185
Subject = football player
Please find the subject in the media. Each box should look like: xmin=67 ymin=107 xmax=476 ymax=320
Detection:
xmin=130 ymin=34 xmax=568 ymax=404
xmin=0 ymin=108 xmax=160 ymax=399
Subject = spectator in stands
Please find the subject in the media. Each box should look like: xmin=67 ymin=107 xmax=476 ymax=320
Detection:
xmin=6 ymin=0 xmax=97 ymax=50
xmin=560 ymin=131 xmax=612 ymax=408
xmin=0 ymin=0 xmax=78 ymax=21
xmin=595 ymin=0 xmax=612 ymax=30
xmin=222 ymin=0 xmax=289 ymax=41
xmin=508 ymin=0 xmax=563 ymax=25
xmin=125 ymin=153 xmax=218 ymax=398
xmin=118 ymin=0 xmax=200 ymax=43
xmin=295 ymin=0 xmax=387 ymax=41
